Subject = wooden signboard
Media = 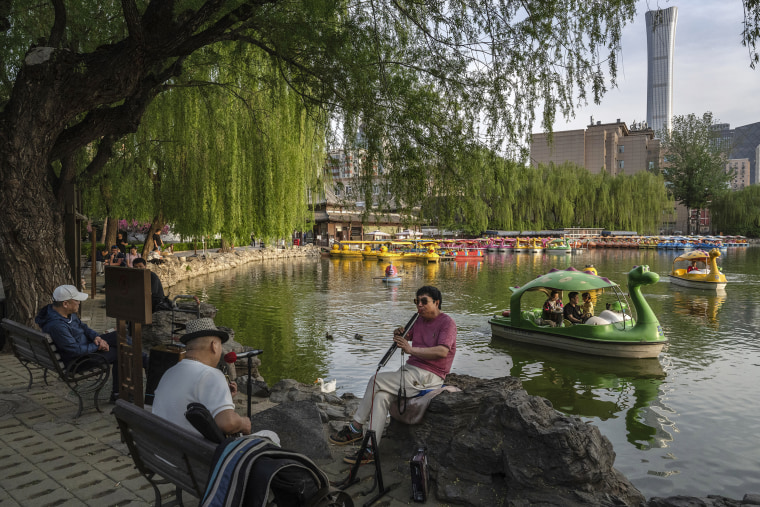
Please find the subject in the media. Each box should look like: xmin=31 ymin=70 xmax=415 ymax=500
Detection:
xmin=105 ymin=267 xmax=152 ymax=324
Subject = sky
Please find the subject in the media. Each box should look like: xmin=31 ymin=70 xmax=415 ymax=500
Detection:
xmin=553 ymin=0 xmax=760 ymax=132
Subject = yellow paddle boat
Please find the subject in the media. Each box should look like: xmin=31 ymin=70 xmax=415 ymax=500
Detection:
xmin=669 ymin=248 xmax=727 ymax=290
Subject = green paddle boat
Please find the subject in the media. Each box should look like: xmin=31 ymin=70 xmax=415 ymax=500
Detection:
xmin=489 ymin=265 xmax=667 ymax=358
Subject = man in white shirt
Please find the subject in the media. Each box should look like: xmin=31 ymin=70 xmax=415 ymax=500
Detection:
xmin=152 ymin=318 xmax=251 ymax=436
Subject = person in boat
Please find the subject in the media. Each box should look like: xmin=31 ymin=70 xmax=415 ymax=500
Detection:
xmin=687 ymin=260 xmax=698 ymax=273
xmin=543 ymin=290 xmax=563 ymax=313
xmin=581 ymin=292 xmax=594 ymax=320
xmin=564 ymin=292 xmax=585 ymax=324
xmin=329 ymin=286 xmax=457 ymax=464
xmin=542 ymin=290 xmax=564 ymax=325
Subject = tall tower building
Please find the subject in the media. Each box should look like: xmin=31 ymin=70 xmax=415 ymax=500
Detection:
xmin=645 ymin=7 xmax=678 ymax=136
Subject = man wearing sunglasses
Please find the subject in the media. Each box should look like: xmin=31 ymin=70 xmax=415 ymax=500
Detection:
xmin=329 ymin=285 xmax=457 ymax=464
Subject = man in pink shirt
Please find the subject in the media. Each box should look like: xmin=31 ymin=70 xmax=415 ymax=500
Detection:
xmin=329 ymin=285 xmax=456 ymax=464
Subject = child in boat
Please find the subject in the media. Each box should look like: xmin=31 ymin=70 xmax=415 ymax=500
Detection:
xmin=581 ymin=292 xmax=594 ymax=320
xmin=543 ymin=291 xmax=563 ymax=313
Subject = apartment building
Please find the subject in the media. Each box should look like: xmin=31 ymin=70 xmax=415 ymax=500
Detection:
xmin=530 ymin=120 xmax=662 ymax=175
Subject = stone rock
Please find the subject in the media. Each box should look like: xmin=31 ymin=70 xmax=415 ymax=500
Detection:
xmin=646 ymin=496 xmax=748 ymax=507
xmin=317 ymin=402 xmax=348 ymax=420
xmin=237 ymin=377 xmax=270 ymax=397
xmin=268 ymin=379 xmax=334 ymax=404
xmin=382 ymin=374 xmax=646 ymax=507
xmin=141 ymin=302 xmax=218 ymax=348
xmin=251 ymin=400 xmax=332 ymax=460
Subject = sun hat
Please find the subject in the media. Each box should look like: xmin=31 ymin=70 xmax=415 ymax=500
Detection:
xmin=180 ymin=318 xmax=229 ymax=344
xmin=53 ymin=285 xmax=89 ymax=302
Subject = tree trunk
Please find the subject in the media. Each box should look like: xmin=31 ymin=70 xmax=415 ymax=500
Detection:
xmin=99 ymin=218 xmax=108 ymax=244
xmin=105 ymin=217 xmax=118 ymax=251
xmin=143 ymin=214 xmax=165 ymax=257
xmin=0 ymin=150 xmax=72 ymax=326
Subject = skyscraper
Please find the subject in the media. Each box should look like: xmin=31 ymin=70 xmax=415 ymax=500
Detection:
xmin=645 ymin=7 xmax=678 ymax=136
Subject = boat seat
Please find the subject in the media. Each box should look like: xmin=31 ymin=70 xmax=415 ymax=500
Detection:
xmin=521 ymin=310 xmax=537 ymax=324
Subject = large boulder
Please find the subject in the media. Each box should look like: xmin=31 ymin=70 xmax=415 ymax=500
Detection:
xmin=382 ymin=374 xmax=646 ymax=506
xmin=251 ymin=400 xmax=333 ymax=460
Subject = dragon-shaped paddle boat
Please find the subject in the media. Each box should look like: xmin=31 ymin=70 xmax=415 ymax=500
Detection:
xmin=489 ymin=265 xmax=667 ymax=358
xmin=545 ymin=237 xmax=572 ymax=254
xmin=669 ymin=248 xmax=727 ymax=290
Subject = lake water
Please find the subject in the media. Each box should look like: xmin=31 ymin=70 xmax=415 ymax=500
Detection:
xmin=173 ymin=247 xmax=760 ymax=500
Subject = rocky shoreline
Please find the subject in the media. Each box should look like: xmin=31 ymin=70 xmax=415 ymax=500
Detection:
xmin=148 ymin=244 xmax=322 ymax=290
xmin=245 ymin=375 xmax=760 ymax=507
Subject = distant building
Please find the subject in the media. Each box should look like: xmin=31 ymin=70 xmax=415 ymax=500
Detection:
xmin=709 ymin=121 xmax=760 ymax=185
xmin=732 ymin=121 xmax=760 ymax=184
xmin=726 ymin=158 xmax=751 ymax=191
xmin=530 ymin=120 xmax=661 ymax=175
xmin=646 ymin=7 xmax=678 ymax=136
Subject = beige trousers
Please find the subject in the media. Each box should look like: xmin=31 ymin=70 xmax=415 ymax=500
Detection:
xmin=352 ymin=364 xmax=443 ymax=446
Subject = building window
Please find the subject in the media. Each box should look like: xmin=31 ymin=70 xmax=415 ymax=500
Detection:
xmin=618 ymin=145 xmax=625 ymax=153
xmin=618 ymin=160 xmax=625 ymax=169
xmin=649 ymin=161 xmax=655 ymax=170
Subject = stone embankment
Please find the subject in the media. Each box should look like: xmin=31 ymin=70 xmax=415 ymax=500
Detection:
xmin=148 ymin=244 xmax=321 ymax=290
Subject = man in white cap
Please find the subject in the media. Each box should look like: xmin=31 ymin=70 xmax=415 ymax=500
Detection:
xmin=152 ymin=318 xmax=252 ymax=437
xmin=35 ymin=284 xmax=122 ymax=400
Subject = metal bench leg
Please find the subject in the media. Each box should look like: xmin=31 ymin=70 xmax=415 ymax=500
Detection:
xmin=73 ymin=390 xmax=84 ymax=419
xmin=19 ymin=361 xmax=34 ymax=390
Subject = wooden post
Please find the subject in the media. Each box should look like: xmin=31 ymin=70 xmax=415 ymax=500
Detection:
xmin=90 ymin=227 xmax=97 ymax=299
xmin=105 ymin=267 xmax=151 ymax=407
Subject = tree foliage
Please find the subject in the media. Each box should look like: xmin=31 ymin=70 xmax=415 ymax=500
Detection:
xmin=657 ymin=112 xmax=734 ymax=233
xmin=81 ymin=44 xmax=326 ymax=245
xmin=421 ymin=156 xmax=672 ymax=235
xmin=710 ymin=185 xmax=760 ymax=236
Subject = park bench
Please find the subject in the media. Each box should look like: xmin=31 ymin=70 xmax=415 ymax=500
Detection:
xmin=113 ymin=400 xmax=216 ymax=506
xmin=113 ymin=400 xmax=354 ymax=507
xmin=0 ymin=318 xmax=110 ymax=418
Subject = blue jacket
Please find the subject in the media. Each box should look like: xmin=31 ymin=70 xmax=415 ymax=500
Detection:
xmin=34 ymin=305 xmax=99 ymax=364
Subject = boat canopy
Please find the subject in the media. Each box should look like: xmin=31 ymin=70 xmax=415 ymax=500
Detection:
xmin=672 ymin=250 xmax=711 ymax=263
xmin=509 ymin=267 xmax=617 ymax=297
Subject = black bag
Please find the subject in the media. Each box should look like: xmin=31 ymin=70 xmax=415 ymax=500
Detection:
xmin=185 ymin=403 xmax=226 ymax=443
xmin=410 ymin=447 xmax=429 ymax=503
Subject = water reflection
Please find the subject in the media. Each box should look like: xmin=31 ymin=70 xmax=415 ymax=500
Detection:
xmin=491 ymin=340 xmax=670 ymax=449
xmin=669 ymin=287 xmax=726 ymax=328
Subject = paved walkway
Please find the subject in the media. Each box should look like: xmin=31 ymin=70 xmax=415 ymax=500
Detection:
xmin=0 ymin=271 xmax=419 ymax=507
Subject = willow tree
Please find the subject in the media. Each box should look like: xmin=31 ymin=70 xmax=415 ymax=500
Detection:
xmin=2 ymin=1 xmax=759 ymax=324
xmin=482 ymin=162 xmax=671 ymax=233
xmin=82 ymin=45 xmax=326 ymax=253
xmin=711 ymin=185 xmax=760 ymax=236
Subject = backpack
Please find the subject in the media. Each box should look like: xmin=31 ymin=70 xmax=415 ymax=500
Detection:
xmin=202 ymin=436 xmax=352 ymax=507
xmin=186 ymin=404 xmax=351 ymax=507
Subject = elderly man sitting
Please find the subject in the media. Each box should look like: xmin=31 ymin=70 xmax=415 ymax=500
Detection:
xmin=35 ymin=284 xmax=146 ymax=402
xmin=152 ymin=318 xmax=252 ymax=436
